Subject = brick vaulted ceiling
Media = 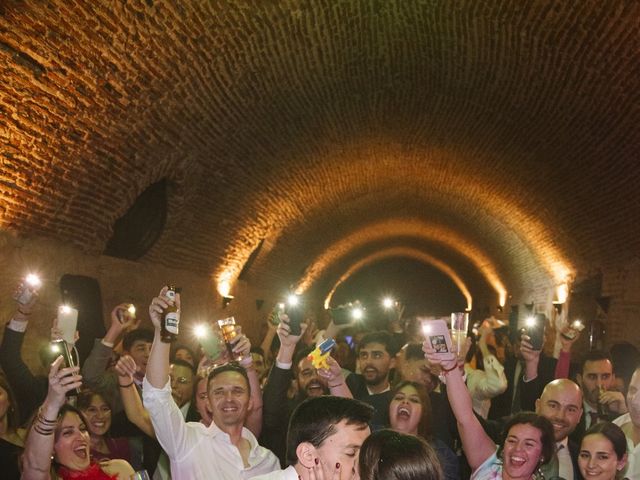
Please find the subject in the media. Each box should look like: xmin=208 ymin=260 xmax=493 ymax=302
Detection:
xmin=1 ymin=1 xmax=639 ymax=308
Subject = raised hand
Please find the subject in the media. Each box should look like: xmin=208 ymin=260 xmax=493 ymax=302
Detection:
xmin=115 ymin=354 xmax=138 ymax=383
xmin=600 ymin=390 xmax=628 ymax=414
xmin=46 ymin=356 xmax=82 ymax=408
xmin=148 ymin=287 xmax=181 ymax=331
xmin=317 ymin=355 xmax=343 ymax=383
xmin=277 ymin=313 xmax=307 ymax=349
xmin=422 ymin=340 xmax=458 ymax=372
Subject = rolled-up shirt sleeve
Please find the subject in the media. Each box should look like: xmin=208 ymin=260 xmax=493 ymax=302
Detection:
xmin=142 ymin=377 xmax=189 ymax=460
xmin=466 ymin=354 xmax=507 ymax=400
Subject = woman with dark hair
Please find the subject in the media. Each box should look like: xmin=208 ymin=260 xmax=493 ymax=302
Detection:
xmin=76 ymin=390 xmax=132 ymax=463
xmin=0 ymin=373 xmax=25 ymax=480
xmin=359 ymin=429 xmax=443 ymax=480
xmin=21 ymin=356 xmax=134 ymax=480
xmin=424 ymin=341 xmax=555 ymax=479
xmin=579 ymin=422 xmax=628 ymax=480
xmin=388 ymin=381 xmax=459 ymax=480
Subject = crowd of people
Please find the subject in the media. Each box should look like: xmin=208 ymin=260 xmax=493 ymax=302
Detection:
xmin=1 ymin=279 xmax=639 ymax=480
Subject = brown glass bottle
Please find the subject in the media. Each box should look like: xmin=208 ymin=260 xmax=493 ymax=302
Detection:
xmin=161 ymin=285 xmax=179 ymax=343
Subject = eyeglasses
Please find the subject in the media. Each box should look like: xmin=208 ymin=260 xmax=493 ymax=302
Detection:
xmin=172 ymin=376 xmax=191 ymax=385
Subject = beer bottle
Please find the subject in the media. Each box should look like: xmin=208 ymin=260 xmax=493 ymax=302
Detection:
xmin=161 ymin=285 xmax=179 ymax=343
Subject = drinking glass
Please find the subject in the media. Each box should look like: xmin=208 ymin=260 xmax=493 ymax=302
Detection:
xmin=217 ymin=317 xmax=243 ymax=361
xmin=450 ymin=312 xmax=469 ymax=353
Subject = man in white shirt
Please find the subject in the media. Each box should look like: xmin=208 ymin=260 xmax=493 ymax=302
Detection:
xmin=613 ymin=366 xmax=640 ymax=479
xmin=143 ymin=286 xmax=279 ymax=480
xmin=535 ymin=379 xmax=584 ymax=480
xmin=251 ymin=395 xmax=373 ymax=480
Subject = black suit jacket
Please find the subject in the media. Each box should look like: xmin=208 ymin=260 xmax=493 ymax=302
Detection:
xmin=0 ymin=325 xmax=49 ymax=424
xmin=260 ymin=364 xmax=302 ymax=467
xmin=489 ymin=353 xmax=557 ymax=419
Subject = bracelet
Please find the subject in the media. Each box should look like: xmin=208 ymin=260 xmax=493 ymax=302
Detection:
xmin=441 ymin=363 xmax=459 ymax=374
xmin=119 ymin=381 xmax=134 ymax=388
xmin=37 ymin=407 xmax=57 ymax=424
xmin=33 ymin=424 xmax=55 ymax=435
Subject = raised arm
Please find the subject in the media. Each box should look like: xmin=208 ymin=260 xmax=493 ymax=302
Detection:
xmin=22 ymin=356 xmax=83 ymax=480
xmin=423 ymin=341 xmax=496 ymax=472
xmin=227 ymin=332 xmax=264 ymax=437
xmin=114 ymin=355 xmax=155 ymax=437
xmin=318 ymin=355 xmax=353 ymax=398
xmin=469 ymin=325 xmax=507 ymax=399
xmin=0 ymin=283 xmax=48 ymax=422
xmin=146 ymin=287 xmax=175 ymax=388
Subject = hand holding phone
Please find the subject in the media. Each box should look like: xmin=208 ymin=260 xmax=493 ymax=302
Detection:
xmin=421 ymin=319 xmax=454 ymax=356
xmin=284 ymin=296 xmax=304 ymax=336
xmin=523 ymin=314 xmax=545 ymax=350
xmin=50 ymin=339 xmax=81 ymax=396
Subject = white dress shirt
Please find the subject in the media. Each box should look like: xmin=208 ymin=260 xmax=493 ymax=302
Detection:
xmin=556 ymin=438 xmax=574 ymax=480
xmin=614 ymin=413 xmax=640 ymax=480
xmin=250 ymin=465 xmax=299 ymax=480
xmin=465 ymin=354 xmax=508 ymax=419
xmin=143 ymin=377 xmax=279 ymax=480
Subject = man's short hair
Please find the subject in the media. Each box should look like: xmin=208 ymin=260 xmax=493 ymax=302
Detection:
xmin=171 ymin=358 xmax=196 ymax=376
xmin=286 ymin=396 xmax=373 ymax=466
xmin=122 ymin=328 xmax=154 ymax=352
xmin=581 ymin=350 xmax=613 ymax=373
xmin=207 ymin=363 xmax=251 ymax=395
xmin=292 ymin=345 xmax=315 ymax=377
xmin=358 ymin=331 xmax=398 ymax=356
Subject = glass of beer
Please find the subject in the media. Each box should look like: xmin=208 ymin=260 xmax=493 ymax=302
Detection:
xmin=217 ymin=317 xmax=242 ymax=361
xmin=450 ymin=312 xmax=469 ymax=354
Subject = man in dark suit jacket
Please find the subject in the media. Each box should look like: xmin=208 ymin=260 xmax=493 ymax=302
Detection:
xmin=261 ymin=316 xmax=351 ymax=466
xmin=489 ymin=336 xmax=557 ymax=420
xmin=569 ymin=350 xmax=628 ymax=444
xmin=534 ymin=379 xmax=585 ymax=480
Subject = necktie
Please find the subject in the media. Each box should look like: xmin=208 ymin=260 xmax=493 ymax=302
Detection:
xmin=589 ymin=411 xmax=599 ymax=427
xmin=556 ymin=443 xmax=574 ymax=480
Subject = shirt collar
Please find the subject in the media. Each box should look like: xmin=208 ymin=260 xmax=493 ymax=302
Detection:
xmin=207 ymin=420 xmax=259 ymax=450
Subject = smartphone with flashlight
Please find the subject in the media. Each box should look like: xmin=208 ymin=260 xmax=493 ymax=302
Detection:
xmin=116 ymin=304 xmax=136 ymax=324
xmin=421 ymin=319 xmax=454 ymax=356
xmin=50 ymin=339 xmax=80 ymax=395
xmin=523 ymin=314 xmax=545 ymax=350
xmin=330 ymin=306 xmax=351 ymax=325
xmin=284 ymin=299 xmax=304 ymax=336
xmin=14 ymin=274 xmax=42 ymax=305
xmin=194 ymin=323 xmax=223 ymax=360
xmin=57 ymin=306 xmax=78 ymax=345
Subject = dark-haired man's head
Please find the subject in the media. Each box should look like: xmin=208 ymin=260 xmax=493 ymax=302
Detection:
xmin=357 ymin=331 xmax=397 ymax=391
xmin=170 ymin=359 xmax=195 ymax=408
xmin=577 ymin=350 xmax=615 ymax=409
xmin=171 ymin=344 xmax=197 ymax=368
xmin=206 ymin=363 xmax=252 ymax=431
xmin=293 ymin=346 xmax=329 ymax=398
xmin=398 ymin=343 xmax=439 ymax=392
xmin=287 ymin=396 xmax=373 ymax=478
xmin=122 ymin=328 xmax=154 ymax=377
xmin=250 ymin=346 xmax=267 ymax=381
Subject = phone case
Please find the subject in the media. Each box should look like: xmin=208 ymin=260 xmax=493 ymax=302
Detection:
xmin=421 ymin=319 xmax=453 ymax=355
